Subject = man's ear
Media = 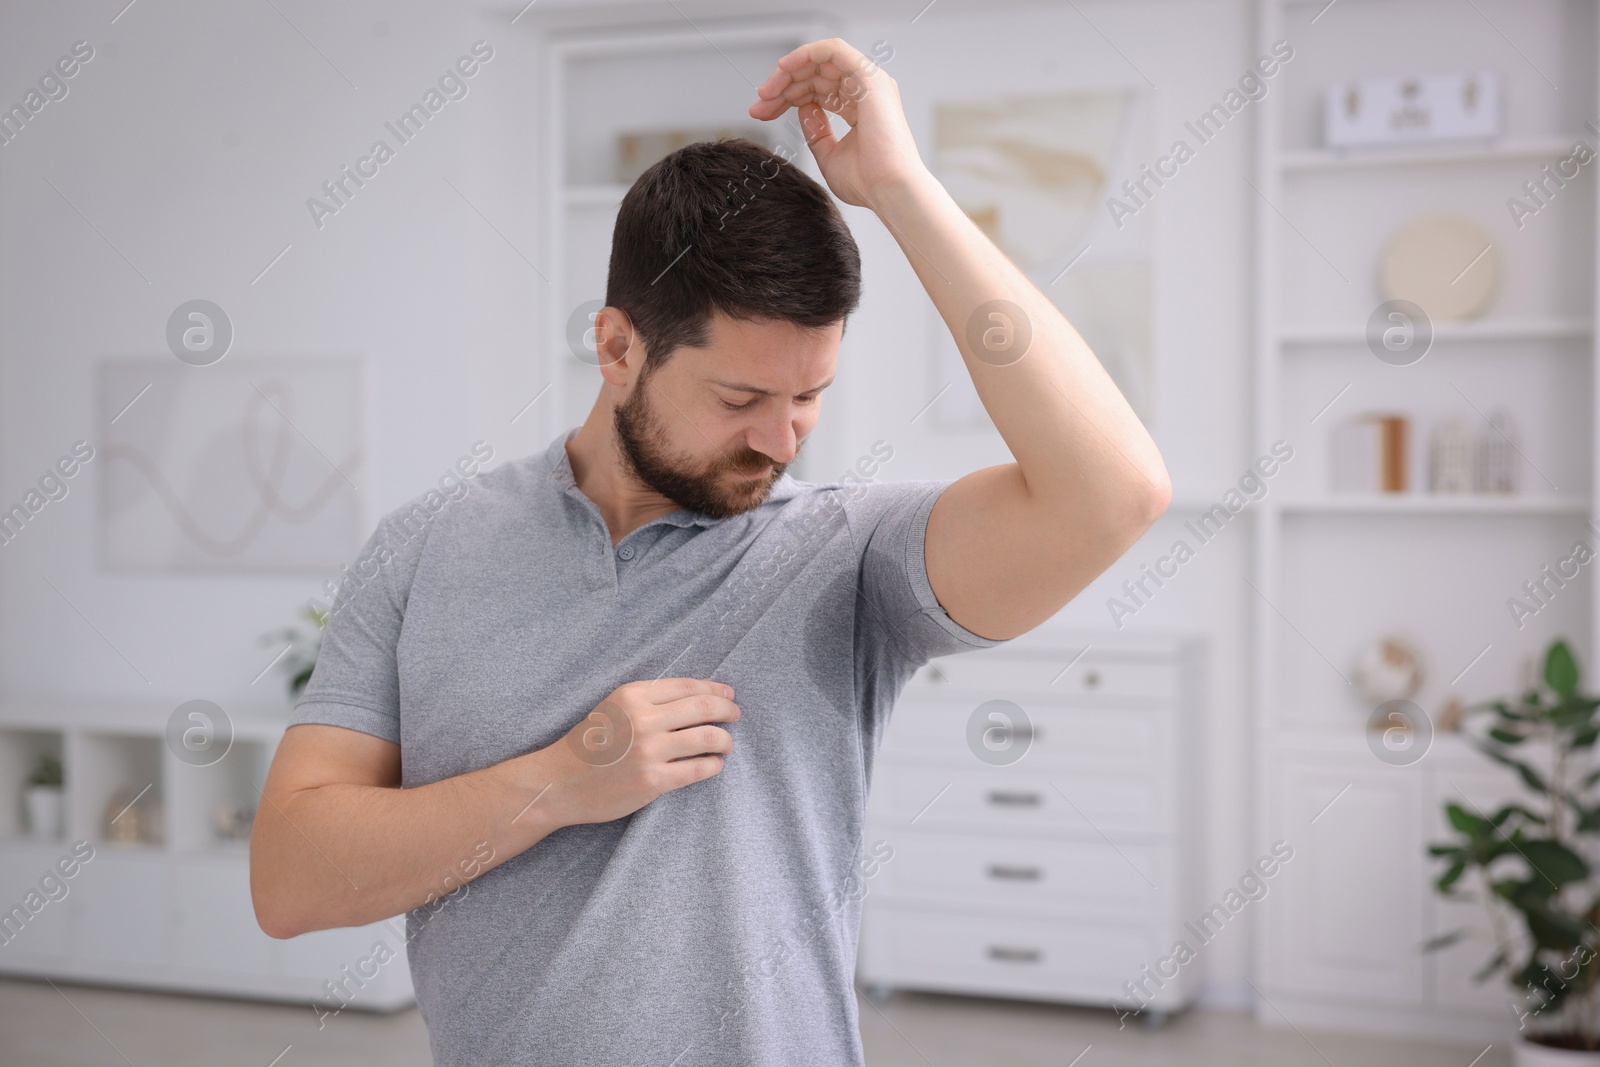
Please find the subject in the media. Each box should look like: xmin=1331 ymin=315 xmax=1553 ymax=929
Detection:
xmin=595 ymin=306 xmax=645 ymax=386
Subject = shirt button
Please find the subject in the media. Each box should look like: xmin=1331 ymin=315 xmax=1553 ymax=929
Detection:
xmin=616 ymin=544 xmax=635 ymax=561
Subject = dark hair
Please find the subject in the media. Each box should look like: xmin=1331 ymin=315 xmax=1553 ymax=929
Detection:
xmin=604 ymin=137 xmax=861 ymax=376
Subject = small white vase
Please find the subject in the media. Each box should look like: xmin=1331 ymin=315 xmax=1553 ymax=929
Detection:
xmin=23 ymin=785 xmax=63 ymax=840
xmin=1516 ymin=1037 xmax=1600 ymax=1067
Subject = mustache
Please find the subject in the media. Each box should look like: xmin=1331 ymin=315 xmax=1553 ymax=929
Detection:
xmin=718 ymin=448 xmax=782 ymax=476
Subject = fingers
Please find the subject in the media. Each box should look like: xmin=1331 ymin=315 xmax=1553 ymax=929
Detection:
xmin=798 ymin=101 xmax=836 ymax=153
xmin=771 ymin=38 xmax=870 ymax=91
xmin=654 ymin=753 xmax=726 ymax=793
xmin=629 ymin=677 xmax=734 ymax=705
xmin=658 ymin=723 xmax=734 ymax=762
xmin=656 ymin=692 xmax=741 ymax=732
xmin=752 ymin=38 xmax=874 ymax=120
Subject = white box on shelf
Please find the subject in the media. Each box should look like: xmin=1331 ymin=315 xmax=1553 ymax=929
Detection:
xmin=1323 ymin=71 xmax=1501 ymax=148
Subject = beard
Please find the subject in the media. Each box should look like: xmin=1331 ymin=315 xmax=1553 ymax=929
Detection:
xmin=612 ymin=375 xmax=795 ymax=519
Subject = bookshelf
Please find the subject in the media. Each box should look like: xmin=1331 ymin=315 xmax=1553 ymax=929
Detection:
xmin=0 ymin=701 xmax=412 ymax=1008
xmin=1249 ymin=0 xmax=1599 ymax=1041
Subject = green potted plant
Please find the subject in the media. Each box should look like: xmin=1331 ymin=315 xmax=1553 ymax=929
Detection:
xmin=1426 ymin=638 xmax=1600 ymax=1064
xmin=258 ymin=603 xmax=327 ymax=701
xmin=24 ymin=752 xmax=64 ymax=840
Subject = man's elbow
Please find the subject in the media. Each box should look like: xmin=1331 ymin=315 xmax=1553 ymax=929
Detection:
xmin=1126 ymin=466 xmax=1172 ymax=538
xmin=250 ymin=832 xmax=320 ymax=940
xmin=251 ymin=870 xmax=308 ymax=940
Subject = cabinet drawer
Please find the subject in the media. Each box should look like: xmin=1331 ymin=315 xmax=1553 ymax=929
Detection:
xmin=903 ymin=651 xmax=1179 ymax=703
xmin=871 ymin=763 xmax=1172 ymax=837
xmin=867 ymin=828 xmax=1169 ymax=917
xmin=860 ymin=904 xmax=1180 ymax=1006
xmin=883 ymin=700 xmax=1170 ymax=771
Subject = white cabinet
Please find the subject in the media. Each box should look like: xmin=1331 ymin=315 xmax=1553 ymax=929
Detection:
xmin=1259 ymin=746 xmax=1539 ymax=1037
xmin=1263 ymin=761 xmax=1425 ymax=1005
xmin=858 ymin=635 xmax=1202 ymax=1016
xmin=172 ymin=856 xmax=276 ymax=981
xmin=0 ymin=703 xmax=413 ymax=1010
xmin=70 ymin=851 xmax=173 ymax=970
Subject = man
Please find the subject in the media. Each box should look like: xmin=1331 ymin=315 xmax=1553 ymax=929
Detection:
xmin=251 ymin=38 xmax=1169 ymax=1067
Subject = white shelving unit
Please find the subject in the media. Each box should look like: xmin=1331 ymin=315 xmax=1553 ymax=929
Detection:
xmin=1250 ymin=0 xmax=1599 ymax=1041
xmin=538 ymin=15 xmax=832 ymax=448
xmin=0 ymin=702 xmax=412 ymax=1009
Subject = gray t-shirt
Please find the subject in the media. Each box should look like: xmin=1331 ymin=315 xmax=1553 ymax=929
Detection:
xmin=292 ymin=428 xmax=1002 ymax=1067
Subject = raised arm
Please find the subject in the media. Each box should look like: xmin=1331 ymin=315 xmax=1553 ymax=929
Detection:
xmin=751 ymin=39 xmax=1171 ymax=641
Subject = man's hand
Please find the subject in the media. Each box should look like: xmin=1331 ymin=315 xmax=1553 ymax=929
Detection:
xmin=251 ymin=678 xmax=739 ymax=938
xmin=749 ymin=38 xmax=924 ymax=208
xmin=541 ymin=678 xmax=741 ymax=827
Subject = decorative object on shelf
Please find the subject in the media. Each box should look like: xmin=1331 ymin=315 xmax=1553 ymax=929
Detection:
xmin=1477 ymin=410 xmax=1520 ymax=494
xmin=1323 ymin=70 xmax=1500 ymax=148
xmin=613 ymin=125 xmax=777 ymax=185
xmin=1330 ymin=412 xmax=1409 ymax=493
xmin=1379 ymin=216 xmax=1497 ymax=321
xmin=1430 ymin=415 xmax=1476 ymax=494
xmin=1435 ymin=695 xmax=1465 ymax=733
xmin=1352 ymin=635 xmax=1425 ymax=707
xmin=23 ymin=753 xmax=64 ymax=841
xmin=212 ymin=799 xmax=255 ymax=843
xmin=1426 ymin=639 xmax=1600 ymax=1060
xmin=258 ymin=603 xmax=328 ymax=701
xmin=104 ymin=785 xmax=162 ymax=846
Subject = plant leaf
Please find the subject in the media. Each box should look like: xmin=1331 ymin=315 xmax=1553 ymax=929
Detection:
xmin=1473 ymin=747 xmax=1549 ymax=795
xmin=1488 ymin=727 xmax=1527 ymax=745
xmin=1473 ymin=949 xmax=1508 ymax=983
xmin=1437 ymin=862 xmax=1468 ymax=892
xmin=1546 ymin=640 xmax=1580 ymax=698
xmin=1490 ymin=804 xmax=1545 ymax=827
xmin=1447 ymin=802 xmax=1489 ymax=835
xmin=1422 ymin=929 xmax=1468 ymax=952
xmin=1521 ymin=840 xmax=1590 ymax=886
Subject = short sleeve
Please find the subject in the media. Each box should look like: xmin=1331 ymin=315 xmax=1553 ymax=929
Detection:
xmin=846 ymin=478 xmax=1008 ymax=666
xmin=290 ymin=491 xmax=440 ymax=744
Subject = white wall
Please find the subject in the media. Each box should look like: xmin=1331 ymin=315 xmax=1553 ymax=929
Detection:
xmin=0 ymin=0 xmax=1260 ymax=1003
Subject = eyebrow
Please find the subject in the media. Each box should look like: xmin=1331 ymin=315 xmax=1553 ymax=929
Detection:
xmin=709 ymin=376 xmax=835 ymax=396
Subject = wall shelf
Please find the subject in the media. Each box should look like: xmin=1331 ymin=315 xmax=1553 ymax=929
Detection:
xmin=1279 ymin=135 xmax=1585 ymax=173
xmin=1278 ymin=494 xmax=1592 ymax=515
xmin=1280 ymin=318 xmax=1594 ymax=346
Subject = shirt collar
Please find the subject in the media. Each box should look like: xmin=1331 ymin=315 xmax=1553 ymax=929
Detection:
xmin=544 ymin=428 xmax=799 ymax=531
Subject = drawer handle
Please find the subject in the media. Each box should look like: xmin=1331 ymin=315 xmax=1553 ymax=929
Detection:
xmin=985 ymin=790 xmax=1042 ymax=807
xmin=987 ymin=945 xmax=1043 ymax=964
xmin=985 ymin=864 xmax=1043 ymax=882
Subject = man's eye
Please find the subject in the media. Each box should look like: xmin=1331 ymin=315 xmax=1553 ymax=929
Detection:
xmin=720 ymin=398 xmax=756 ymax=411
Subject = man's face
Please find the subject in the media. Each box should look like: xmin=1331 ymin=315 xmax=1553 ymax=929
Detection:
xmin=612 ymin=312 xmax=840 ymax=519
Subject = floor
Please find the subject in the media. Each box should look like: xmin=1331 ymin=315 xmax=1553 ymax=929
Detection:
xmin=0 ymin=978 xmax=1509 ymax=1066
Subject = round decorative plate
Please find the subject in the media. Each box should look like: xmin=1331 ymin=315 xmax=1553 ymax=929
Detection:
xmin=1378 ymin=216 xmax=1496 ymax=321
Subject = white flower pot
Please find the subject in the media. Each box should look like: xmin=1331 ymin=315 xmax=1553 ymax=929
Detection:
xmin=1517 ymin=1037 xmax=1600 ymax=1066
xmin=23 ymin=785 xmax=63 ymax=840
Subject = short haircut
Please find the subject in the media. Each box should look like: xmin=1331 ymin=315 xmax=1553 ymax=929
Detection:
xmin=605 ymin=137 xmax=861 ymax=377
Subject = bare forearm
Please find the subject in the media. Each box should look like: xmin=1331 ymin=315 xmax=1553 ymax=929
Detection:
xmin=871 ymin=168 xmax=1169 ymax=513
xmin=251 ymin=744 xmax=564 ymax=938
